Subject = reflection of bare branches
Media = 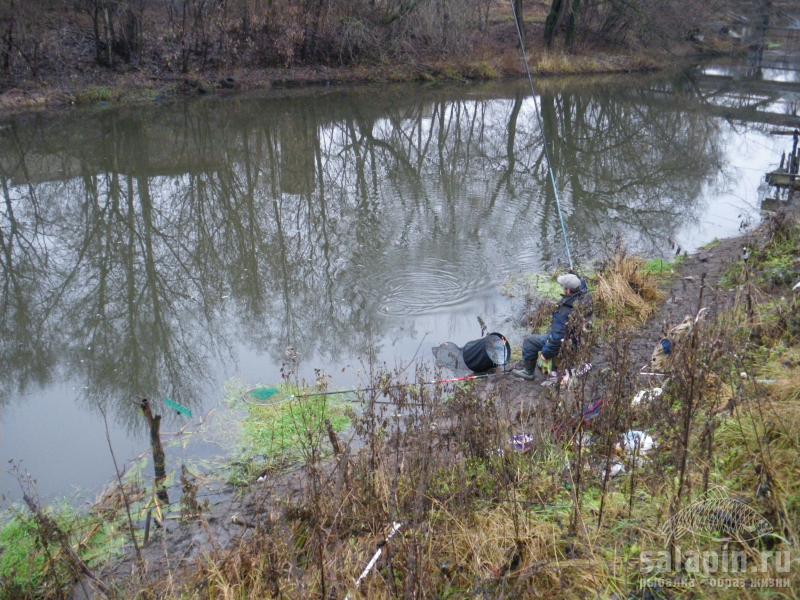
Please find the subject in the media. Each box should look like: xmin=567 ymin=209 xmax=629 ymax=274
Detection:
xmin=0 ymin=80 xmax=730 ymax=429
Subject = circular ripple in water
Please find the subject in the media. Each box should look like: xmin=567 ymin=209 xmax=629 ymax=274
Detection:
xmin=362 ymin=255 xmax=494 ymax=317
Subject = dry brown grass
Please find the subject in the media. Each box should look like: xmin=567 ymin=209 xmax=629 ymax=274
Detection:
xmin=594 ymin=254 xmax=664 ymax=327
xmin=534 ymin=52 xmax=604 ymax=75
xmin=416 ymin=501 xmax=616 ymax=596
xmin=532 ymin=51 xmax=661 ymax=76
xmin=49 ymin=230 xmax=800 ymax=599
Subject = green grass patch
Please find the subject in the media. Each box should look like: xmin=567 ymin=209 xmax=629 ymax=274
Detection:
xmin=720 ymin=261 xmax=744 ymax=289
xmin=641 ymin=255 xmax=686 ymax=280
xmin=642 ymin=258 xmax=676 ymax=279
xmin=501 ymin=272 xmax=564 ymax=301
xmin=228 ymin=386 xmax=351 ymax=485
xmin=0 ymin=511 xmax=50 ymax=596
xmin=0 ymin=504 xmax=126 ymax=599
xmin=721 ymin=223 xmax=800 ymax=289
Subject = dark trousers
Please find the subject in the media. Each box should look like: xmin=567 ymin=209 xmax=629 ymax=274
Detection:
xmin=522 ymin=334 xmax=548 ymax=366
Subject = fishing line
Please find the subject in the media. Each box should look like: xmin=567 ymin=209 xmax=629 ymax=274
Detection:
xmin=240 ymin=371 xmax=502 ymax=407
xmin=509 ymin=0 xmax=574 ymax=270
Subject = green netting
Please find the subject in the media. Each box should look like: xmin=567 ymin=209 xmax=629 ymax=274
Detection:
xmin=164 ymin=397 xmax=193 ymax=418
xmin=248 ymin=387 xmax=280 ymax=401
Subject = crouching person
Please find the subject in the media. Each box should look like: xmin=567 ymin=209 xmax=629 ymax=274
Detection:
xmin=513 ymin=273 xmax=592 ymax=381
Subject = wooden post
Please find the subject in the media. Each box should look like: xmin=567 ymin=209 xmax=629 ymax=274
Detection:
xmin=325 ymin=419 xmax=341 ymax=456
xmin=143 ymin=508 xmax=152 ymax=544
xmin=139 ymin=398 xmax=169 ymax=504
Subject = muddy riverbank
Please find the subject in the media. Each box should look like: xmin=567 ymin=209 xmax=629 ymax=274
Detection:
xmin=73 ymin=210 xmax=798 ymax=597
xmin=2 ymin=60 xmax=798 ymax=597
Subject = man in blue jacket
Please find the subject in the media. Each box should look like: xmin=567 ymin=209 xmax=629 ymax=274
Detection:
xmin=513 ymin=273 xmax=591 ymax=381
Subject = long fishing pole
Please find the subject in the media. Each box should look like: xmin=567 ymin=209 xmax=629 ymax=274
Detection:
xmin=243 ymin=371 xmax=505 ymax=405
xmin=509 ymin=1 xmax=574 ymax=270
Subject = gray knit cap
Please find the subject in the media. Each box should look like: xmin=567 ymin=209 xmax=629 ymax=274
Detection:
xmin=556 ymin=273 xmax=581 ymax=291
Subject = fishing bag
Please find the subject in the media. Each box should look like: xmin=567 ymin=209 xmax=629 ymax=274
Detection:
xmin=461 ymin=332 xmax=511 ymax=373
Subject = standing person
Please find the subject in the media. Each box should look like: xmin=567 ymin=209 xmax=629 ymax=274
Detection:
xmin=513 ymin=273 xmax=591 ymax=381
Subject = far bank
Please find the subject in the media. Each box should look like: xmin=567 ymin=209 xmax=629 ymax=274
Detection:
xmin=0 ymin=0 xmax=748 ymax=114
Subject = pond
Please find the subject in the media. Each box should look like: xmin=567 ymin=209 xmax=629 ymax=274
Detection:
xmin=0 ymin=64 xmax=795 ymax=503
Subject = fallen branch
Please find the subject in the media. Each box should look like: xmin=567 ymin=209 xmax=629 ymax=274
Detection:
xmin=22 ymin=493 xmax=111 ymax=599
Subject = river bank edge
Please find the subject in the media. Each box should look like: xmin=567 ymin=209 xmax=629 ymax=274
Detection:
xmin=0 ymin=42 xmax=741 ymax=116
xmin=102 ymin=208 xmax=800 ymax=596
xmin=5 ymin=196 xmax=798 ymax=597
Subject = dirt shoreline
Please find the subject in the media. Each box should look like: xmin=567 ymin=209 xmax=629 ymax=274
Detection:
xmin=0 ymin=43 xmax=729 ymax=116
xmin=80 ymin=216 xmax=774 ymax=596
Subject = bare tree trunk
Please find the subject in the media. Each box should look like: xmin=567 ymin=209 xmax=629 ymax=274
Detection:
xmin=92 ymin=1 xmax=103 ymax=64
xmin=103 ymin=4 xmax=113 ymax=66
xmin=513 ymin=0 xmax=524 ymax=43
xmin=181 ymin=0 xmax=190 ymax=73
xmin=140 ymin=398 xmax=170 ymax=504
xmin=565 ymin=0 xmax=581 ymax=49
xmin=545 ymin=0 xmax=575 ymax=48
xmin=544 ymin=0 xmax=562 ymax=47
xmin=1 ymin=2 xmax=14 ymax=77
xmin=240 ymin=0 xmax=250 ymax=33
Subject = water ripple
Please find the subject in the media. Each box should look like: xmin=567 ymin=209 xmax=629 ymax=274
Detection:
xmin=356 ymin=255 xmax=494 ymax=317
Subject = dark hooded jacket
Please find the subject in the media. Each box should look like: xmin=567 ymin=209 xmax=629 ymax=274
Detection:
xmin=541 ymin=279 xmax=592 ymax=359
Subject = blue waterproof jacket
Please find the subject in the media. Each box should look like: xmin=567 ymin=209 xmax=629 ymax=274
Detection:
xmin=541 ymin=279 xmax=592 ymax=359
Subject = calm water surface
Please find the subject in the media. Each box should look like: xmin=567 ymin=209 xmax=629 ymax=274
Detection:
xmin=1 ymin=66 xmax=795 ymax=503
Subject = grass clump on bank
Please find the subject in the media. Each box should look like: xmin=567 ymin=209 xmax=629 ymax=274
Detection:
xmin=0 ymin=504 xmax=126 ymax=599
xmin=506 ymin=253 xmax=668 ymax=335
xmin=74 ymin=86 xmax=118 ymax=105
xmin=533 ymin=52 xmax=661 ymax=76
xmin=228 ymin=385 xmax=351 ymax=485
xmin=501 ymin=272 xmax=565 ymax=301
xmin=39 ymin=219 xmax=798 ymax=598
xmin=721 ymin=213 xmax=800 ymax=289
xmin=593 ymin=253 xmax=664 ymax=328
xmin=642 ymin=255 xmax=685 ymax=279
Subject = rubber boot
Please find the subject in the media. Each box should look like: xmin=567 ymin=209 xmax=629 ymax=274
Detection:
xmin=512 ymin=362 xmax=537 ymax=381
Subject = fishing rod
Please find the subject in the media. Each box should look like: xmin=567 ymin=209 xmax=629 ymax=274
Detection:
xmin=509 ymin=0 xmax=574 ymax=271
xmin=243 ymin=371 xmax=507 ymax=405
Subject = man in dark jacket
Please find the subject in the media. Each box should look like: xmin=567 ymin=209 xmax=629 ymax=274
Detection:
xmin=513 ymin=273 xmax=591 ymax=381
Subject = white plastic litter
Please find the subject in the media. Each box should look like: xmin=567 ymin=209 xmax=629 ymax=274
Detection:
xmin=622 ymin=430 xmax=654 ymax=454
xmin=608 ymin=462 xmax=625 ymax=477
xmin=345 ymin=522 xmax=403 ymax=599
xmin=793 ymin=281 xmax=800 ymax=293
xmin=542 ymin=362 xmax=593 ymax=388
xmin=510 ymin=433 xmax=535 ymax=453
xmin=632 ymin=387 xmax=662 ymax=406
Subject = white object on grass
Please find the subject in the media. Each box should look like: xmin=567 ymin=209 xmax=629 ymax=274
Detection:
xmin=608 ymin=462 xmax=625 ymax=477
xmin=632 ymin=387 xmax=662 ymax=406
xmin=346 ymin=522 xmax=403 ymax=598
xmin=639 ymin=368 xmax=667 ymax=377
xmin=622 ymin=430 xmax=654 ymax=454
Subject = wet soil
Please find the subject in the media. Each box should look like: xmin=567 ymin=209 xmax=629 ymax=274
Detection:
xmin=77 ymin=226 xmax=758 ymax=598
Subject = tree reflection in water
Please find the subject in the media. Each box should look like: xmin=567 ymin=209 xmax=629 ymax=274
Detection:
xmin=0 ymin=77 xmax=738 ymax=437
